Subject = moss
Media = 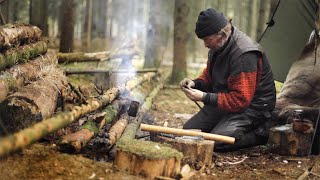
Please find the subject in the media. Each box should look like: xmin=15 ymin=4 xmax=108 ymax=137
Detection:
xmin=80 ymin=120 xmax=99 ymax=134
xmin=117 ymin=138 xmax=183 ymax=159
xmin=103 ymin=105 xmax=117 ymax=124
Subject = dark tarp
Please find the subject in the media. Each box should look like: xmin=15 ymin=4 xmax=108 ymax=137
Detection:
xmin=259 ymin=0 xmax=318 ymax=82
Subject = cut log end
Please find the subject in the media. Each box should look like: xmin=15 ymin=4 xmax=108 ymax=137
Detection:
xmin=268 ymin=124 xmax=313 ymax=156
xmin=153 ymin=135 xmax=214 ymax=167
xmin=115 ymin=138 xmax=183 ymax=179
xmin=0 ymin=97 xmax=41 ymax=135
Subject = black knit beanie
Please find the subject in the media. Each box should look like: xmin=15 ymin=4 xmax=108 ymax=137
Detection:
xmin=195 ymin=8 xmax=228 ymax=39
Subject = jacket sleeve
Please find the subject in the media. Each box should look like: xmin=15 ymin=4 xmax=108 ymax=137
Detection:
xmin=203 ymin=52 xmax=263 ymax=112
xmin=193 ymin=60 xmax=211 ymax=91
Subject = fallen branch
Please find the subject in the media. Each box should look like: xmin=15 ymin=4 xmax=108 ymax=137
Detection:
xmin=0 ymin=72 xmax=156 ymax=157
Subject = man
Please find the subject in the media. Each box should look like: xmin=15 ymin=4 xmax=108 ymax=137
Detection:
xmin=180 ymin=8 xmax=276 ymax=151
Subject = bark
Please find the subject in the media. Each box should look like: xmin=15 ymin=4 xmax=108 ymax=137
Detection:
xmin=0 ymin=50 xmax=57 ymax=102
xmin=0 ymin=72 xmax=156 ymax=157
xmin=0 ymin=69 xmax=68 ymax=134
xmin=29 ymin=0 xmax=48 ymax=36
xmin=0 ymin=40 xmax=48 ymax=71
xmin=57 ymin=51 xmax=110 ymax=63
xmin=59 ymin=0 xmax=75 ymax=53
xmin=170 ymin=0 xmax=189 ymax=84
xmin=119 ymin=83 xmax=162 ymax=140
xmin=115 ymin=146 xmax=181 ymax=179
xmin=268 ymin=124 xmax=313 ymax=156
xmin=0 ymin=24 xmax=42 ymax=49
xmin=65 ymin=68 xmax=157 ymax=75
xmin=59 ymin=99 xmax=125 ymax=152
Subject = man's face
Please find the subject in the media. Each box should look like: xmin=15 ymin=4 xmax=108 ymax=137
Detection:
xmin=202 ymin=32 xmax=225 ymax=51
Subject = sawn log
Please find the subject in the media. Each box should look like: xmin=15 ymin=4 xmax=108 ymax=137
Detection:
xmin=0 ymin=50 xmax=57 ymax=101
xmin=0 ymin=40 xmax=48 ymax=71
xmin=0 ymin=69 xmax=68 ymax=134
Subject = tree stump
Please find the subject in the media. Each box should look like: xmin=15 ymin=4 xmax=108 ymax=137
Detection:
xmin=153 ymin=135 xmax=214 ymax=167
xmin=114 ymin=138 xmax=183 ymax=179
xmin=268 ymin=124 xmax=313 ymax=156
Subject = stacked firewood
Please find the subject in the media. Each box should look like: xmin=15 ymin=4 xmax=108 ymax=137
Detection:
xmin=0 ymin=23 xmax=69 ymax=135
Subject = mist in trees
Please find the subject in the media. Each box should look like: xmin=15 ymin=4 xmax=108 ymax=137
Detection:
xmin=0 ymin=0 xmax=273 ymax=83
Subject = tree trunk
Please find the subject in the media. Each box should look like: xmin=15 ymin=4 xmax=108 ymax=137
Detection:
xmin=257 ymin=0 xmax=271 ymax=40
xmin=170 ymin=0 xmax=189 ymax=84
xmin=29 ymin=0 xmax=48 ymax=36
xmin=0 ymin=50 xmax=57 ymax=102
xmin=248 ymin=0 xmax=259 ymax=40
xmin=59 ymin=0 xmax=75 ymax=53
xmin=0 ymin=72 xmax=157 ymax=157
xmin=0 ymin=24 xmax=42 ymax=49
xmin=84 ymin=0 xmax=92 ymax=52
xmin=0 ymin=40 xmax=48 ymax=71
xmin=0 ymin=69 xmax=68 ymax=134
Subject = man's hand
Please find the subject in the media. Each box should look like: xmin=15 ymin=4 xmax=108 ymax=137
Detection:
xmin=182 ymin=86 xmax=204 ymax=101
xmin=180 ymin=78 xmax=195 ymax=89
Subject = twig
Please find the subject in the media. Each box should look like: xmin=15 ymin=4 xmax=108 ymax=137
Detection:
xmin=222 ymin=156 xmax=249 ymax=165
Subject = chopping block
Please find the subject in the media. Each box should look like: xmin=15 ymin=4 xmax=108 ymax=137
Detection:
xmin=153 ymin=134 xmax=214 ymax=167
xmin=268 ymin=123 xmax=313 ymax=156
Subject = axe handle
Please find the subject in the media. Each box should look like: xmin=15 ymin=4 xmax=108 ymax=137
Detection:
xmin=140 ymin=123 xmax=235 ymax=144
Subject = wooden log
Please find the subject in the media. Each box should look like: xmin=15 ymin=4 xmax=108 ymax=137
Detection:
xmin=0 ymin=23 xmax=42 ymax=49
xmin=59 ymin=99 xmax=125 ymax=152
xmin=65 ymin=68 xmax=158 ymax=75
xmin=0 ymin=69 xmax=68 ymax=134
xmin=114 ymin=83 xmax=184 ymax=179
xmin=268 ymin=124 xmax=313 ymax=156
xmin=140 ymin=124 xmax=235 ymax=144
xmin=0 ymin=72 xmax=156 ymax=157
xmin=0 ymin=40 xmax=48 ymax=71
xmin=0 ymin=50 xmax=57 ymax=101
xmin=59 ymin=112 xmax=106 ymax=153
xmin=114 ymin=138 xmax=183 ymax=179
xmin=153 ymin=136 xmax=214 ymax=167
xmin=57 ymin=52 xmax=102 ymax=63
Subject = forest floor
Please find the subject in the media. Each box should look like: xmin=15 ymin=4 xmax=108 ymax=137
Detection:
xmin=0 ymin=62 xmax=319 ymax=179
xmin=1 ymin=87 xmax=320 ymax=180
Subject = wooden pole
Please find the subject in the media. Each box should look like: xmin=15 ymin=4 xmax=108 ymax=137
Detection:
xmin=140 ymin=124 xmax=235 ymax=144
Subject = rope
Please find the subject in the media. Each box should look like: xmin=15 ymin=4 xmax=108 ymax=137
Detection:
xmin=257 ymin=0 xmax=281 ymax=43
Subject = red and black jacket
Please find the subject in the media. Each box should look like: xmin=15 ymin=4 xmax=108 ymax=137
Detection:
xmin=194 ymin=27 xmax=276 ymax=113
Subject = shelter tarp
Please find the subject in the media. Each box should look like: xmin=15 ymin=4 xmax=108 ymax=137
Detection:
xmin=259 ymin=0 xmax=317 ymax=82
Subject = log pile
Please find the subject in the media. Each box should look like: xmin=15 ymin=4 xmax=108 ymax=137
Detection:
xmin=0 ymin=24 xmax=69 ymax=135
xmin=0 ymin=72 xmax=157 ymax=157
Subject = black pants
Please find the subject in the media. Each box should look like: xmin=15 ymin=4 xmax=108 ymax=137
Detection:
xmin=183 ymin=105 xmax=272 ymax=151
